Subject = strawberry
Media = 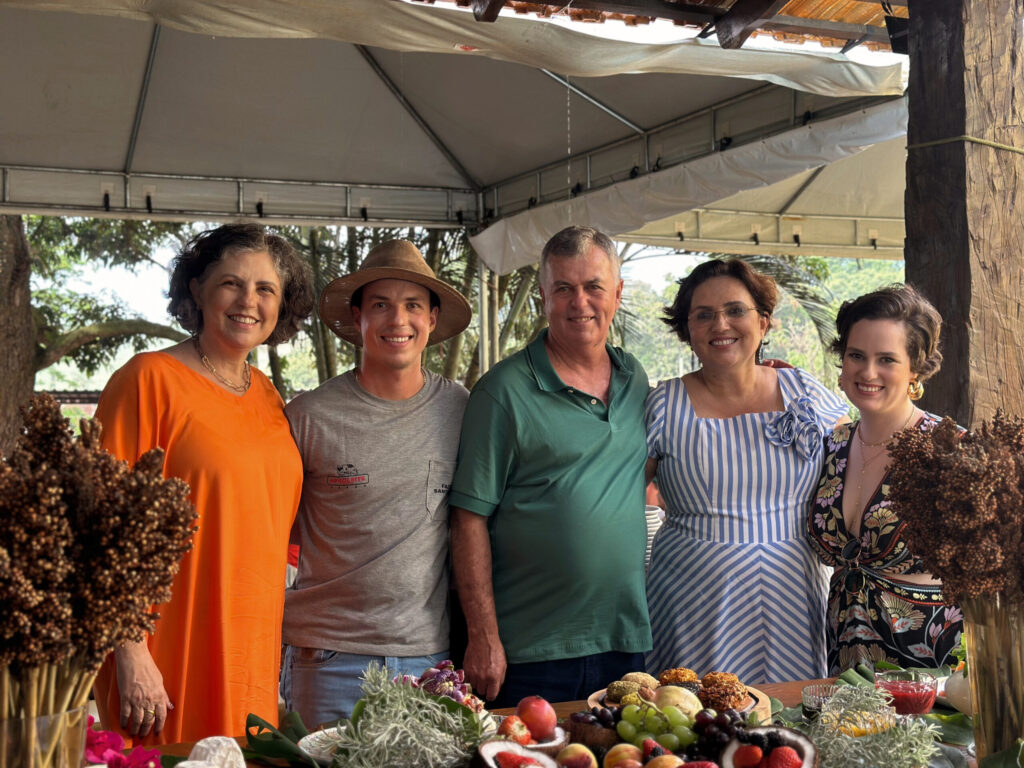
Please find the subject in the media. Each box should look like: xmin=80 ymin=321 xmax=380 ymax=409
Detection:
xmin=732 ymin=744 xmax=764 ymax=768
xmin=641 ymin=737 xmax=670 ymax=760
xmin=766 ymin=746 xmax=803 ymax=768
xmin=497 ymin=715 xmax=533 ymax=746
xmin=493 ymin=751 xmax=543 ymax=768
xmin=683 ymin=762 xmax=719 ymax=768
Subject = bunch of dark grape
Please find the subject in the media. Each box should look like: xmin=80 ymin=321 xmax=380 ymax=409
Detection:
xmin=569 ymin=704 xmax=620 ymax=729
xmin=685 ymin=708 xmax=747 ymax=761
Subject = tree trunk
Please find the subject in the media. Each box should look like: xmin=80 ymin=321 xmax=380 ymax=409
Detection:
xmin=346 ymin=227 xmax=362 ymax=371
xmin=0 ymin=215 xmax=35 ymax=455
xmin=267 ymin=345 xmax=287 ymax=400
xmin=904 ymin=0 xmax=1024 ymax=427
xmin=445 ymin=247 xmax=478 ymax=382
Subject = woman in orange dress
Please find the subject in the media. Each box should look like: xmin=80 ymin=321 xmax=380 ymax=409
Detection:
xmin=93 ymin=223 xmax=314 ymax=743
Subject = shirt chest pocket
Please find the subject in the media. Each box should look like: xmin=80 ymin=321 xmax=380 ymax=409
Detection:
xmin=425 ymin=459 xmax=456 ymax=519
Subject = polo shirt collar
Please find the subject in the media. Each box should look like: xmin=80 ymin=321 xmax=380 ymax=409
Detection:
xmin=525 ymin=328 xmax=632 ymax=393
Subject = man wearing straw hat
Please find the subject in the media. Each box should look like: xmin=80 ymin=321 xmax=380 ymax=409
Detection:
xmin=280 ymin=239 xmax=472 ymax=726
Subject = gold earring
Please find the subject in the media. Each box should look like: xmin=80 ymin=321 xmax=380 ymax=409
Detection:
xmin=908 ymin=380 xmax=924 ymax=401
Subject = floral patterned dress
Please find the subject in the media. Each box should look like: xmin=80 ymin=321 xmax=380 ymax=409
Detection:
xmin=807 ymin=414 xmax=963 ymax=673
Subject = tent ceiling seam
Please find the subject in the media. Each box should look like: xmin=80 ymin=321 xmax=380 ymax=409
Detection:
xmin=354 ymin=45 xmax=481 ymax=192
xmin=778 ymin=165 xmax=826 ymax=215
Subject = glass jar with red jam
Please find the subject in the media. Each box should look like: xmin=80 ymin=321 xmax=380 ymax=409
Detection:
xmin=874 ymin=670 xmax=938 ymax=715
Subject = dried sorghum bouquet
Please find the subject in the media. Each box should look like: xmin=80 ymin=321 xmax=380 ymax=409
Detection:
xmin=887 ymin=413 xmax=1024 ymax=603
xmin=0 ymin=395 xmax=196 ymax=767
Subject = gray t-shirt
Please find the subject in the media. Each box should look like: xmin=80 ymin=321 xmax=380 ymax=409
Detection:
xmin=282 ymin=369 xmax=469 ymax=655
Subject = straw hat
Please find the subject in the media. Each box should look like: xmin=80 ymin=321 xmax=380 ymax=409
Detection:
xmin=319 ymin=239 xmax=472 ymax=346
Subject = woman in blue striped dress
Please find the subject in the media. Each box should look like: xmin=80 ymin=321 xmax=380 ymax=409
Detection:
xmin=645 ymin=260 xmax=847 ymax=684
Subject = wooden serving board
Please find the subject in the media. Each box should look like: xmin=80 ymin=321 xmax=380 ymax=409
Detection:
xmin=747 ymin=686 xmax=772 ymax=725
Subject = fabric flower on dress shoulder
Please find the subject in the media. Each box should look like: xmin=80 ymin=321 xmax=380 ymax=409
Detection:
xmin=764 ymin=394 xmax=824 ymax=460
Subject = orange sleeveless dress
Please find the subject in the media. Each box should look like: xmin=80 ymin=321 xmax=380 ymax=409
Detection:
xmin=92 ymin=351 xmax=302 ymax=743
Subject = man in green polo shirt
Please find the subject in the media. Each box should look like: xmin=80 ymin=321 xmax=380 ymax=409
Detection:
xmin=450 ymin=225 xmax=652 ymax=707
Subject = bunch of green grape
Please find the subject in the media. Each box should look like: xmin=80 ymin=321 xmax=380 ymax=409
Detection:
xmin=615 ymin=703 xmax=698 ymax=752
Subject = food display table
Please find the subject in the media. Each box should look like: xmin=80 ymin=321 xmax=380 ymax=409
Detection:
xmin=155 ymin=679 xmax=976 ymax=767
xmin=155 ymin=680 xmax=820 ymax=763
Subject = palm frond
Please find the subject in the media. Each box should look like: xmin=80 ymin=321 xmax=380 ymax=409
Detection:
xmin=727 ymin=253 xmax=836 ymax=350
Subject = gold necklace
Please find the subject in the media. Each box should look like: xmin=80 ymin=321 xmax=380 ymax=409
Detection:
xmin=193 ymin=337 xmax=250 ymax=393
xmin=853 ymin=407 xmax=916 ymax=512
xmin=856 ymin=405 xmax=917 ymax=447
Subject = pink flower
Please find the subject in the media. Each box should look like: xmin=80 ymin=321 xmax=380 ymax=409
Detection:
xmin=85 ymin=715 xmax=125 ymax=765
xmin=107 ymin=745 xmax=162 ymax=768
xmin=85 ymin=717 xmax=160 ymax=767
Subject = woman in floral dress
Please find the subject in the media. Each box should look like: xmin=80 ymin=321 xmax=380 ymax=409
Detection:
xmin=807 ymin=284 xmax=963 ymax=673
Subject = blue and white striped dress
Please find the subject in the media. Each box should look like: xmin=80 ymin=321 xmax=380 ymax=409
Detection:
xmin=644 ymin=368 xmax=847 ymax=684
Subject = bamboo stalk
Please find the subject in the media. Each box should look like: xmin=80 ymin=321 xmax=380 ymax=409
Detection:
xmin=1 ymin=664 xmax=9 ymax=721
xmin=25 ymin=666 xmax=39 ymax=768
xmin=1 ymin=665 xmax=9 ymax=768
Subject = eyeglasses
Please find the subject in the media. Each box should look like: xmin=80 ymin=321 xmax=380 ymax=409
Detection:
xmin=688 ymin=305 xmax=759 ymax=326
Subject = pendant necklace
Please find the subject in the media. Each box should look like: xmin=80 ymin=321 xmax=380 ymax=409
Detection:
xmin=193 ymin=336 xmax=250 ymax=393
xmin=853 ymin=405 xmax=916 ymax=510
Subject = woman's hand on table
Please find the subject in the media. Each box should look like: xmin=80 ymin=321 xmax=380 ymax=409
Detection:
xmin=115 ymin=639 xmax=174 ymax=737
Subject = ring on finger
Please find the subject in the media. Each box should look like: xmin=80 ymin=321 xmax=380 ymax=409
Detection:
xmin=143 ymin=708 xmax=156 ymax=717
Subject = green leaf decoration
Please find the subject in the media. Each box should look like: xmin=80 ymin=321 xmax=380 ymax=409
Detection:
xmin=244 ymin=712 xmax=319 ymax=766
xmin=978 ymin=739 xmax=1024 ymax=768
xmin=931 ymin=742 xmax=969 ymax=768
xmin=920 ymin=712 xmax=975 ymax=746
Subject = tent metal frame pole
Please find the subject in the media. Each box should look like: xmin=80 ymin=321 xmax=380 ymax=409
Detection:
xmin=124 ymin=24 xmax=161 ymax=180
xmin=356 ymin=45 xmax=481 ymax=192
xmin=478 ymin=265 xmax=491 ymax=374
xmin=489 ymin=271 xmax=500 ymax=365
xmin=539 ymin=69 xmax=644 ymax=134
xmin=0 ymin=163 xmax=473 ymax=194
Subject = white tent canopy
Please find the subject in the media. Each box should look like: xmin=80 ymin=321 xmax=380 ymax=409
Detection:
xmin=0 ymin=0 xmax=907 ymax=273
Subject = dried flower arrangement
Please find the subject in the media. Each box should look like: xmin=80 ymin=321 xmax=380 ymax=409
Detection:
xmin=0 ymin=395 xmax=197 ymax=767
xmin=886 ymin=413 xmax=1024 ymax=603
xmin=886 ymin=412 xmax=1024 ymax=757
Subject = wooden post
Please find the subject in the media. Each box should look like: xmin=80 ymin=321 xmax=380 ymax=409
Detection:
xmin=904 ymin=0 xmax=1024 ymax=428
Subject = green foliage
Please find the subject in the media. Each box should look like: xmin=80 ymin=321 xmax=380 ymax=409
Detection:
xmin=26 ymin=216 xmax=193 ymax=376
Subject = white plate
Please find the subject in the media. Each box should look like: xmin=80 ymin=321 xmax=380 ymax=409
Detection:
xmin=297 ymin=725 xmax=344 ymax=767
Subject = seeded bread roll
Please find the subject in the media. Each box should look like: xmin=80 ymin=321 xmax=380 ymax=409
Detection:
xmin=659 ymin=667 xmax=699 ymax=685
xmin=620 ymin=671 xmax=659 ymax=689
xmin=605 ymin=679 xmax=641 ymax=702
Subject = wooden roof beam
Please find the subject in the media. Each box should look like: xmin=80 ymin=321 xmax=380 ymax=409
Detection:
xmin=471 ymin=0 xmax=504 ymax=22
xmin=761 ymin=15 xmax=891 ymax=46
xmin=715 ymin=0 xmax=789 ymax=49
xmin=476 ymin=1 xmax=719 ymax=25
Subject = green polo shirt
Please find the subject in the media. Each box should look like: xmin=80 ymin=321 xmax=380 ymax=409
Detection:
xmin=450 ymin=329 xmax=652 ymax=664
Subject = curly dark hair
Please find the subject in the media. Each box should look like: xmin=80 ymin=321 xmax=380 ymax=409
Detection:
xmin=662 ymin=259 xmax=778 ymax=344
xmin=167 ymin=223 xmax=314 ymax=345
xmin=831 ymin=283 xmax=943 ymax=381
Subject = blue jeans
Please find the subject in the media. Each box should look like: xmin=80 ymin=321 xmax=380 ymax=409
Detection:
xmin=280 ymin=646 xmax=448 ymax=728
xmin=489 ymin=651 xmax=646 ymax=709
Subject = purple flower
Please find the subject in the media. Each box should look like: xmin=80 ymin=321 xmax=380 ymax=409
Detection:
xmin=765 ymin=395 xmax=823 ymax=460
xmin=418 ymin=660 xmax=470 ymax=703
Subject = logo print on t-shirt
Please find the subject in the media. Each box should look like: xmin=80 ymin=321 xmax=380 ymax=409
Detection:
xmin=327 ymin=463 xmax=369 ymax=487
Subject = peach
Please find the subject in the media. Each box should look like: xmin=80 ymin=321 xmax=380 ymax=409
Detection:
xmin=555 ymin=743 xmax=598 ymax=768
xmin=609 ymin=761 xmax=643 ymax=768
xmin=602 ymin=743 xmax=642 ymax=768
xmin=644 ymin=756 xmax=685 ymax=768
